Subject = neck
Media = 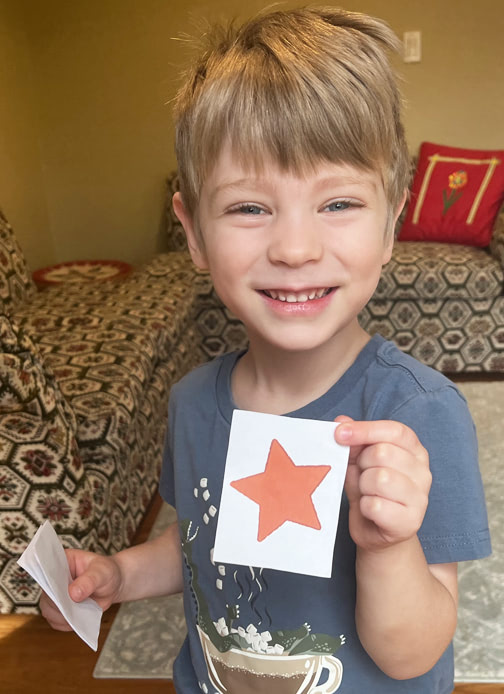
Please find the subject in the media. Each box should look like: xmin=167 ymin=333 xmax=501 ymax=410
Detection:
xmin=232 ymin=321 xmax=370 ymax=415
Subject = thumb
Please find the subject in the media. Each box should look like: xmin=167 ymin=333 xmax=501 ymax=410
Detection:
xmin=334 ymin=415 xmax=354 ymax=446
xmin=68 ymin=570 xmax=101 ymax=603
xmin=334 ymin=416 xmax=366 ymax=468
xmin=335 ymin=416 xmax=364 ymax=506
xmin=334 ymin=415 xmax=354 ymax=425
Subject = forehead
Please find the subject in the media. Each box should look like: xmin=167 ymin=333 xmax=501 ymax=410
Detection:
xmin=201 ymin=143 xmax=384 ymax=201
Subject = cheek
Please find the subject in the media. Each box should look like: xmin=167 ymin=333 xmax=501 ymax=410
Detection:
xmin=203 ymin=240 xmax=249 ymax=299
xmin=206 ymin=232 xmax=263 ymax=273
xmin=360 ymin=249 xmax=388 ymax=283
xmin=336 ymin=236 xmax=387 ymax=274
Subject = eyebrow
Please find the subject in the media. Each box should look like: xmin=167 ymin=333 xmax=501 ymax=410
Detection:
xmin=209 ymin=178 xmax=272 ymax=205
xmin=209 ymin=171 xmax=379 ymax=204
xmin=313 ymin=174 xmax=379 ymax=193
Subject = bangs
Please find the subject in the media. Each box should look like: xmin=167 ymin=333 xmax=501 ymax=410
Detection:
xmin=174 ymin=8 xmax=409 ymax=217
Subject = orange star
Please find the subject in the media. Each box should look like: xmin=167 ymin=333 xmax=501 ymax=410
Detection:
xmin=230 ymin=439 xmax=331 ymax=542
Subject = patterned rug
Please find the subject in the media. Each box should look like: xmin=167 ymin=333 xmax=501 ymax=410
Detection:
xmin=93 ymin=380 xmax=503 ymax=682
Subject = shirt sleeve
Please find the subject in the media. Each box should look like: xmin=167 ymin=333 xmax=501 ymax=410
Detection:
xmin=388 ymin=385 xmax=491 ymax=564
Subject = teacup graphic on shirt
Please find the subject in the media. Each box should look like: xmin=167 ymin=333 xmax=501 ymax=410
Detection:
xmin=179 ymin=510 xmax=345 ymax=694
xmin=198 ymin=625 xmax=344 ymax=694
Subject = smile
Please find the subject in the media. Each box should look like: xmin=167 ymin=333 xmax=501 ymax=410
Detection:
xmin=261 ymin=288 xmax=333 ymax=303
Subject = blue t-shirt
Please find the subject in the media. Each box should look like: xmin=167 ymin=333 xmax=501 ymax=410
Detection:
xmin=160 ymin=335 xmax=491 ymax=694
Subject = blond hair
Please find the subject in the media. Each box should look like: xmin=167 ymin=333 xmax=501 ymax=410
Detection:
xmin=174 ymin=6 xmax=410 ymax=228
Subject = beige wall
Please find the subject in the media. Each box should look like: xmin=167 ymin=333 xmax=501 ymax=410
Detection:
xmin=4 ymin=0 xmax=504 ymax=268
xmin=0 ymin=0 xmax=54 ymax=269
xmin=348 ymin=0 xmax=504 ymax=151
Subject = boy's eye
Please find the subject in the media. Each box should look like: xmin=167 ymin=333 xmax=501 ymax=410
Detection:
xmin=323 ymin=199 xmax=355 ymax=212
xmin=228 ymin=203 xmax=265 ymax=215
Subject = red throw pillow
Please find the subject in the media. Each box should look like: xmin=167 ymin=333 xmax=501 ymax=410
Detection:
xmin=399 ymin=142 xmax=504 ymax=247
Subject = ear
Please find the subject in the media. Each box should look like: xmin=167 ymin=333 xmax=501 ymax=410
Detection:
xmin=395 ymin=189 xmax=408 ymax=224
xmin=382 ymin=189 xmax=408 ymax=265
xmin=172 ymin=192 xmax=208 ymax=270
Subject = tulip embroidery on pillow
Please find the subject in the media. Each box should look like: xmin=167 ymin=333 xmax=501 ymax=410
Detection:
xmin=442 ymin=170 xmax=468 ymax=216
xmin=399 ymin=142 xmax=504 ymax=246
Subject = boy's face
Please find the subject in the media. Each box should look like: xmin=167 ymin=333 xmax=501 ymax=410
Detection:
xmin=174 ymin=146 xmax=402 ymax=356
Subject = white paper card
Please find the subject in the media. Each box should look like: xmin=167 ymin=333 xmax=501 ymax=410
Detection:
xmin=17 ymin=520 xmax=102 ymax=650
xmin=213 ymin=410 xmax=349 ymax=577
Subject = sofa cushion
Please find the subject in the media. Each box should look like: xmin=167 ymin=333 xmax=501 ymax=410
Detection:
xmin=0 ymin=314 xmax=91 ymax=613
xmin=375 ymin=241 xmax=504 ymax=301
xmin=15 ymin=252 xmax=202 ymax=452
xmin=399 ymin=142 xmax=504 ymax=247
xmin=0 ymin=210 xmax=36 ymax=313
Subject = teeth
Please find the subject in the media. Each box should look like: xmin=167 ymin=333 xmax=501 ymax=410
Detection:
xmin=265 ymin=288 xmax=330 ymax=303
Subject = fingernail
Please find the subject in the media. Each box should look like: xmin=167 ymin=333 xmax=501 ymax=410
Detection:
xmin=337 ymin=425 xmax=352 ymax=442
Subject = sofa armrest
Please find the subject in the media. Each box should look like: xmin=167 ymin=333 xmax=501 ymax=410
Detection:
xmin=489 ymin=202 xmax=504 ymax=267
xmin=0 ymin=209 xmax=37 ymax=313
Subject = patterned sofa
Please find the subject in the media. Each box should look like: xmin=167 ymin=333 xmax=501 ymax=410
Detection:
xmin=165 ymin=172 xmax=504 ymax=373
xmin=360 ymin=206 xmax=504 ymax=372
xmin=0 ymin=208 xmax=221 ymax=613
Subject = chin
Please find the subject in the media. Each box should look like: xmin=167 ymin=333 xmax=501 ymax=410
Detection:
xmin=252 ymin=329 xmax=341 ymax=355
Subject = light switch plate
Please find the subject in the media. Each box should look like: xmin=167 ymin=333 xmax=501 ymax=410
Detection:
xmin=403 ymin=31 xmax=422 ymax=63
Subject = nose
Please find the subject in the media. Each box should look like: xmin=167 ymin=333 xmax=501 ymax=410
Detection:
xmin=267 ymin=213 xmax=323 ymax=267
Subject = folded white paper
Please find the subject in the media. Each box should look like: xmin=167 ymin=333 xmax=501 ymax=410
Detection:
xmin=17 ymin=520 xmax=102 ymax=651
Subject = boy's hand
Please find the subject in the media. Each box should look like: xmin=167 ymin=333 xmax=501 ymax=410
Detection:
xmin=40 ymin=549 xmax=122 ymax=631
xmin=334 ymin=416 xmax=431 ymax=553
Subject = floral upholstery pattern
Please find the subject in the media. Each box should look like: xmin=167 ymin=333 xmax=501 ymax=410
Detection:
xmin=0 ymin=314 xmax=88 ymax=612
xmin=0 ymin=237 xmax=206 ymax=612
xmin=360 ymin=205 xmax=504 ymax=373
xmin=0 ymin=209 xmax=36 ymax=312
xmin=375 ymin=242 xmax=503 ymax=300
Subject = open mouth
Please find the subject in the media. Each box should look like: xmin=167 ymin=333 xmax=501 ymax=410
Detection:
xmin=261 ymin=288 xmax=334 ymax=303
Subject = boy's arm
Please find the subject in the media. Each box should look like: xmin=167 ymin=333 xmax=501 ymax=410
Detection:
xmin=111 ymin=521 xmax=184 ymax=603
xmin=355 ymin=541 xmax=457 ymax=679
xmin=335 ymin=418 xmax=458 ymax=680
xmin=72 ymin=522 xmax=184 ymax=605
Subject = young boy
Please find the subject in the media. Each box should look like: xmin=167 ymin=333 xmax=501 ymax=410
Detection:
xmin=41 ymin=7 xmax=491 ymax=693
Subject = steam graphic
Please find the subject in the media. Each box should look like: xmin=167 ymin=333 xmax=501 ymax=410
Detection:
xmin=233 ymin=567 xmax=272 ymax=628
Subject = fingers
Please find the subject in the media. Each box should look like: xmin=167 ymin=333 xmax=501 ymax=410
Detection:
xmin=41 ymin=550 xmax=120 ymax=633
xmin=359 ymin=493 xmax=426 ymax=542
xmin=335 ymin=419 xmax=425 ymax=460
xmin=359 ymin=465 xmax=427 ymax=510
xmin=39 ymin=591 xmax=72 ymax=631
xmin=66 ymin=550 xmax=120 ymax=609
xmin=337 ymin=418 xmax=431 ymax=547
xmin=344 ymin=459 xmax=361 ymax=504
xmin=335 ymin=420 xmax=430 ymax=480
